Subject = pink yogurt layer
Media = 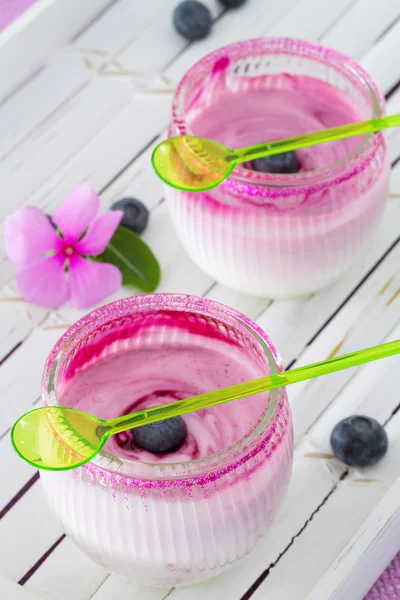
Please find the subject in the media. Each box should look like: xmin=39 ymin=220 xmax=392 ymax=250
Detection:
xmin=58 ymin=311 xmax=268 ymax=464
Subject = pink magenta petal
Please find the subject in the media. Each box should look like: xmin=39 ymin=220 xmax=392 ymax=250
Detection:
xmin=15 ymin=254 xmax=69 ymax=309
xmin=4 ymin=206 xmax=61 ymax=265
xmin=75 ymin=210 xmax=123 ymax=256
xmin=52 ymin=183 xmax=100 ymax=243
xmin=68 ymin=256 xmax=122 ymax=309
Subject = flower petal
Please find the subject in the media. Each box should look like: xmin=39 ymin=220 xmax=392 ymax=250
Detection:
xmin=76 ymin=210 xmax=123 ymax=256
xmin=52 ymin=183 xmax=100 ymax=243
xmin=4 ymin=206 xmax=61 ymax=265
xmin=15 ymin=255 xmax=69 ymax=309
xmin=68 ymin=256 xmax=122 ymax=309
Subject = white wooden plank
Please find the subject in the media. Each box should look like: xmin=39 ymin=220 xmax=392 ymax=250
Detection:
xmin=253 ymin=474 xmax=400 ymax=600
xmin=386 ymin=86 xmax=400 ymax=118
xmin=309 ymin=322 xmax=400 ymax=449
xmin=116 ymin=0 xmax=221 ymax=87
xmin=0 ymin=434 xmax=37 ymax=511
xmin=251 ymin=408 xmax=400 ymax=600
xmin=0 ymin=314 xmax=65 ymax=436
xmin=385 ymin=89 xmax=400 ymax=161
xmin=99 ymin=131 xmax=167 ymax=210
xmin=0 ymin=76 xmax=133 ymax=220
xmin=387 ymin=133 xmax=400 ymax=165
xmin=0 ymin=0 xmax=180 ymax=157
xmin=287 ymin=243 xmax=400 ymax=442
xmin=75 ymin=0 xmax=212 ymax=56
xmin=362 ymin=17 xmax=400 ymax=95
xmin=0 ymin=575 xmax=42 ymax=600
xmin=25 ymin=538 xmax=108 ymax=600
xmin=0 ymin=0 xmax=114 ymax=103
xmin=323 ymin=0 xmax=400 ymax=61
xmin=7 ymin=101 xmax=166 ymax=219
xmin=89 ymin=575 xmax=169 ymax=600
xmin=267 ymin=0 xmax=354 ymax=40
xmin=305 ymin=432 xmax=400 ymax=599
xmin=0 ymin=282 xmax=47 ymax=362
xmin=328 ymin=487 xmax=400 ymax=600
xmin=0 ymin=481 xmax=63 ymax=581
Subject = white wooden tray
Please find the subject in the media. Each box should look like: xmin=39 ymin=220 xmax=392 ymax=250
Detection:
xmin=0 ymin=1 xmax=400 ymax=599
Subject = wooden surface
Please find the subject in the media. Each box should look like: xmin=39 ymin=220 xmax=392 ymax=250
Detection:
xmin=1 ymin=1 xmax=400 ymax=599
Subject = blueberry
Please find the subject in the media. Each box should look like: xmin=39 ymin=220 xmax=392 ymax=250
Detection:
xmin=133 ymin=417 xmax=187 ymax=454
xmin=330 ymin=416 xmax=388 ymax=467
xmin=250 ymin=151 xmax=300 ymax=175
xmin=173 ymin=1 xmax=212 ymax=41
xmin=111 ymin=198 xmax=149 ymax=235
xmin=218 ymin=0 xmax=247 ymax=7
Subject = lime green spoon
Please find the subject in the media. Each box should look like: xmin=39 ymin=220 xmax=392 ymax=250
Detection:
xmin=152 ymin=114 xmax=400 ymax=192
xmin=11 ymin=339 xmax=400 ymax=471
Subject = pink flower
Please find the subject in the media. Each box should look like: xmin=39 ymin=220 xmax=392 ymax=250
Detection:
xmin=4 ymin=184 xmax=123 ymax=309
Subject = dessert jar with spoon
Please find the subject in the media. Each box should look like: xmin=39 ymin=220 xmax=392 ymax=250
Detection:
xmin=40 ymin=294 xmax=293 ymax=586
xmin=165 ymin=38 xmax=390 ymax=298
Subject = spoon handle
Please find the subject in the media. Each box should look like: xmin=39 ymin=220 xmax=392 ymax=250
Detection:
xmin=108 ymin=339 xmax=400 ymax=434
xmin=233 ymin=114 xmax=400 ymax=164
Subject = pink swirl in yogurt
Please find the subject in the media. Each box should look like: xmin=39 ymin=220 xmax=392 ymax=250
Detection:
xmin=58 ymin=311 xmax=269 ymax=464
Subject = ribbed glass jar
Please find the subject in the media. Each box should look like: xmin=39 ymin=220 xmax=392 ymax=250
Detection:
xmin=166 ymin=38 xmax=390 ymax=298
xmin=40 ymin=294 xmax=293 ymax=586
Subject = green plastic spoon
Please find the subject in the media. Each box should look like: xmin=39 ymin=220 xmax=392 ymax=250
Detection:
xmin=151 ymin=114 xmax=400 ymax=192
xmin=11 ymin=339 xmax=400 ymax=471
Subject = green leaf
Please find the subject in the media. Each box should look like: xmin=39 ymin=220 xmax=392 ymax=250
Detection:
xmin=97 ymin=226 xmax=160 ymax=292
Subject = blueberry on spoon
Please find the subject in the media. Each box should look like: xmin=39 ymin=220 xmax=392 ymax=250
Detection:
xmin=133 ymin=416 xmax=187 ymax=454
xmin=250 ymin=151 xmax=300 ymax=175
xmin=111 ymin=198 xmax=149 ymax=235
xmin=173 ymin=1 xmax=212 ymax=41
xmin=330 ymin=416 xmax=388 ymax=467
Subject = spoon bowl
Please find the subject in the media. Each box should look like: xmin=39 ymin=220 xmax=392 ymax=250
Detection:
xmin=11 ymin=406 xmax=109 ymax=470
xmin=151 ymin=136 xmax=235 ymax=191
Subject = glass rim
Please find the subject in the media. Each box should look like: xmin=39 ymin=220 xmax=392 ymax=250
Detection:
xmin=42 ymin=294 xmax=289 ymax=488
xmin=171 ymin=37 xmax=386 ymax=198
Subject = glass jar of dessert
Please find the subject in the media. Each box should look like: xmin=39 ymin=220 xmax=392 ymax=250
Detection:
xmin=165 ymin=38 xmax=390 ymax=298
xmin=40 ymin=294 xmax=293 ymax=586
